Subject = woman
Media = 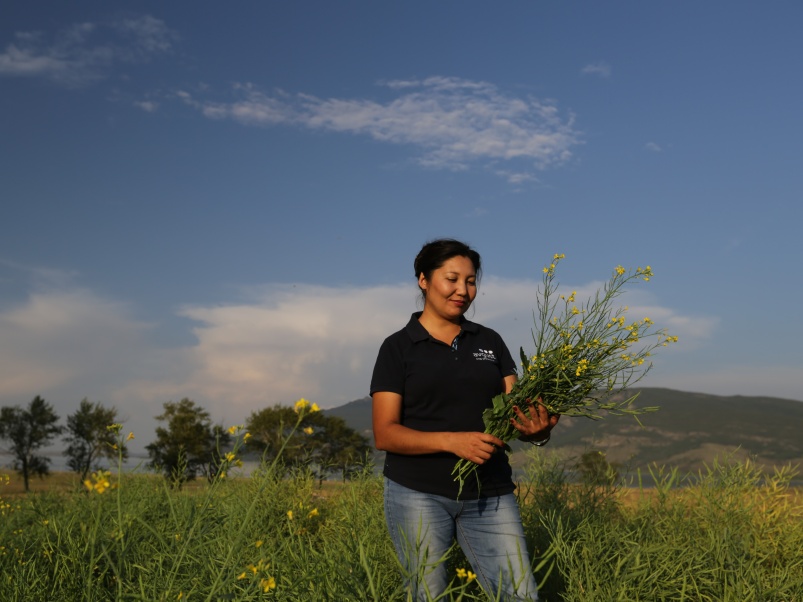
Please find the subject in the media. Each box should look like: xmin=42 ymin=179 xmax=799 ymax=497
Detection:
xmin=371 ymin=239 xmax=559 ymax=601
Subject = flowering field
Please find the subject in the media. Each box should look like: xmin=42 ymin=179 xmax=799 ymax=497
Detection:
xmin=2 ymin=447 xmax=802 ymax=601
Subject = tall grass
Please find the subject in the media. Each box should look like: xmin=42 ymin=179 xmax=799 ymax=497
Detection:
xmin=2 ymin=445 xmax=801 ymax=601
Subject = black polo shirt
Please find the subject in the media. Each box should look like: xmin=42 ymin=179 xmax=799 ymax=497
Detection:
xmin=370 ymin=312 xmax=517 ymax=499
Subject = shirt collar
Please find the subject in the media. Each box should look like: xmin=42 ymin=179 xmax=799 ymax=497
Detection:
xmin=404 ymin=311 xmax=479 ymax=343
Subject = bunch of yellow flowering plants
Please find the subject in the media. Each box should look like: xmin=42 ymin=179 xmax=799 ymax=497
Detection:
xmin=453 ymin=254 xmax=678 ymax=494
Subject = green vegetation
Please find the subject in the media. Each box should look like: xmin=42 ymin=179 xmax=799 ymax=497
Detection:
xmin=0 ymin=396 xmax=63 ymax=492
xmin=2 ymin=393 xmax=802 ymax=599
xmin=2 ymin=430 xmax=802 ymax=600
xmin=65 ymin=399 xmax=128 ymax=482
xmin=145 ymin=398 xmax=232 ymax=486
xmin=246 ymin=403 xmax=371 ymax=483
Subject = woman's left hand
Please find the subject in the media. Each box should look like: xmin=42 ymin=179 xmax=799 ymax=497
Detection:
xmin=510 ymin=399 xmax=559 ymax=441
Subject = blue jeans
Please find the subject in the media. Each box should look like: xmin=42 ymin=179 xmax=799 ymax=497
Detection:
xmin=384 ymin=478 xmax=538 ymax=601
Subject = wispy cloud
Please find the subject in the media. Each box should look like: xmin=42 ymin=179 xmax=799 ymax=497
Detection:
xmin=645 ymin=141 xmax=662 ymax=152
xmin=581 ymin=61 xmax=612 ymax=78
xmin=466 ymin=207 xmax=489 ymax=218
xmin=494 ymin=170 xmax=539 ymax=185
xmin=133 ymin=100 xmax=159 ymax=112
xmin=0 ymin=16 xmax=176 ymax=86
xmin=177 ymin=76 xmax=581 ymax=178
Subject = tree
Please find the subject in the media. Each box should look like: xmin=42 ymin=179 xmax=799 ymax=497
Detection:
xmin=64 ymin=399 xmax=128 ymax=481
xmin=0 ymin=396 xmax=63 ymax=492
xmin=246 ymin=404 xmax=314 ymax=470
xmin=145 ymin=398 xmax=231 ymax=486
xmin=312 ymin=415 xmax=372 ymax=482
xmin=246 ymin=404 xmax=370 ymax=481
xmin=576 ymin=450 xmax=619 ymax=486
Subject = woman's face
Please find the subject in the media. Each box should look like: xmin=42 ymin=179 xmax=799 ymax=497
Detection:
xmin=419 ymin=255 xmax=477 ymax=322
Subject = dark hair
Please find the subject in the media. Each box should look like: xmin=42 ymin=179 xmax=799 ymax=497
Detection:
xmin=414 ymin=239 xmax=482 ymax=296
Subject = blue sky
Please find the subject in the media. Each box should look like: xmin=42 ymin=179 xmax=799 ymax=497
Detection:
xmin=1 ymin=2 xmax=801 ymax=450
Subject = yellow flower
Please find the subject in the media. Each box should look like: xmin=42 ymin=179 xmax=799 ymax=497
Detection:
xmin=456 ymin=568 xmax=467 ymax=579
xmin=310 ymin=403 xmax=320 ymax=412
xmin=303 ymin=427 xmax=314 ymax=435
xmin=177 ymin=593 xmax=183 ymax=600
xmin=126 ymin=432 xmax=135 ymax=441
xmin=287 ymin=510 xmax=293 ymax=520
xmin=261 ymin=577 xmax=276 ymax=592
xmin=243 ymin=432 xmax=252 ymax=442
xmin=293 ymin=398 xmax=310 ymax=413
xmin=227 ymin=425 xmax=238 ymax=435
xmin=571 ymin=306 xmax=580 ymax=315
xmin=467 ymin=571 xmax=477 ymax=582
xmin=307 ymin=508 xmax=319 ymax=518
xmin=615 ymin=265 xmax=626 ymax=276
xmin=85 ymin=470 xmax=114 ymax=494
xmin=255 ymin=540 xmax=264 ymax=548
xmin=237 ymin=571 xmax=247 ymax=580
xmin=225 ymin=452 xmax=236 ymax=462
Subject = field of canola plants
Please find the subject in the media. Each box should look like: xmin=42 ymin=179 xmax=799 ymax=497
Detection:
xmin=2 ymin=415 xmax=803 ymax=602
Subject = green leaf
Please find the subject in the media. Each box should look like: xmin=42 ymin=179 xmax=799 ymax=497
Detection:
xmin=520 ymin=347 xmax=530 ymax=371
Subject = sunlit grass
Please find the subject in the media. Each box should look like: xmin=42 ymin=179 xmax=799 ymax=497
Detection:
xmin=2 ymin=447 xmax=802 ymax=601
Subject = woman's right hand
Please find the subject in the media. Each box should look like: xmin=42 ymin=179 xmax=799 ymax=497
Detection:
xmin=446 ymin=432 xmax=505 ymax=465
xmin=374 ymin=391 xmax=504 ymax=461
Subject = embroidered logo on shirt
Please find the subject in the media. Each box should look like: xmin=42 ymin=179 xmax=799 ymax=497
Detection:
xmin=473 ymin=348 xmax=497 ymax=362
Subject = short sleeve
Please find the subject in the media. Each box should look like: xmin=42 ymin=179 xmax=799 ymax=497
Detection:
xmin=369 ymin=336 xmax=406 ymax=396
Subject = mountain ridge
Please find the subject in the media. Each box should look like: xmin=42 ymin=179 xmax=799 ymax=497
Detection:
xmin=324 ymin=388 xmax=803 ymax=473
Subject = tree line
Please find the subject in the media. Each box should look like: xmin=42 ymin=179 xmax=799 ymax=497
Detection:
xmin=0 ymin=396 xmax=371 ymax=491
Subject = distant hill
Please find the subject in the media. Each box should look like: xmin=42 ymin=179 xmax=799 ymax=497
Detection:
xmin=325 ymin=388 xmax=803 ymax=473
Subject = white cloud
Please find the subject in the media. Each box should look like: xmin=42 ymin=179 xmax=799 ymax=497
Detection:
xmin=494 ymin=170 xmax=539 ymax=185
xmin=0 ymin=16 xmax=176 ymax=86
xmin=581 ymin=61 xmax=612 ymax=78
xmin=14 ymin=270 xmax=799 ymax=452
xmin=0 ymin=289 xmax=151 ymax=398
xmin=168 ymin=284 xmax=414 ymax=408
xmin=134 ymin=100 xmax=159 ymax=112
xmin=645 ymin=141 xmax=662 ymax=152
xmin=466 ymin=207 xmax=489 ymax=218
xmin=178 ymin=76 xmax=581 ymax=178
xmin=0 ymin=273 xmax=712 ymax=408
xmin=113 ymin=15 xmax=175 ymax=55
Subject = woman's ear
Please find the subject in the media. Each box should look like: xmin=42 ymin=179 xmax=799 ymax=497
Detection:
xmin=417 ymin=272 xmax=428 ymax=294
